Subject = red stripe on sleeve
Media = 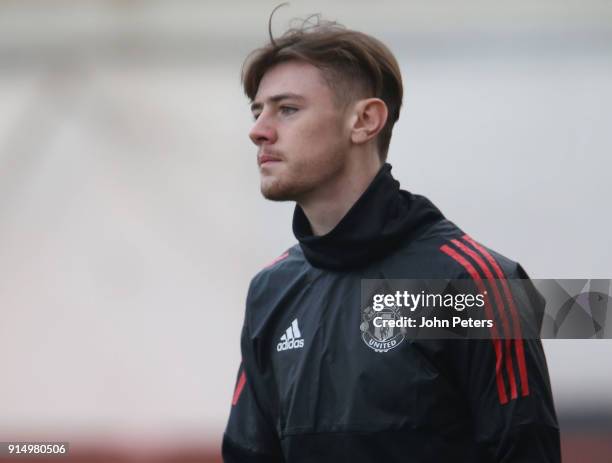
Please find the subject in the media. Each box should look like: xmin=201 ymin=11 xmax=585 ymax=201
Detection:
xmin=462 ymin=235 xmax=530 ymax=397
xmin=451 ymin=239 xmax=518 ymax=400
xmin=440 ymin=244 xmax=509 ymax=405
xmin=232 ymin=370 xmax=247 ymax=406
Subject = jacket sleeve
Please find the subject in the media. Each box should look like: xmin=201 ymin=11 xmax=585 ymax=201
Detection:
xmin=458 ymin=339 xmax=561 ymax=462
xmin=451 ymin=264 xmax=561 ymax=462
xmin=222 ymin=322 xmax=283 ymax=462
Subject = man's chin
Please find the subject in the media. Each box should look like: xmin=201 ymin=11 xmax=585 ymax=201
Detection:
xmin=260 ymin=186 xmax=294 ymax=202
xmin=260 ymin=178 xmax=300 ymax=202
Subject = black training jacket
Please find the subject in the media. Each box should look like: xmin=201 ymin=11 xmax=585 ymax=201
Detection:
xmin=223 ymin=163 xmax=561 ymax=462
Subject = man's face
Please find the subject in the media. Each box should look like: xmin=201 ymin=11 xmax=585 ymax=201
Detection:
xmin=249 ymin=60 xmax=351 ymax=202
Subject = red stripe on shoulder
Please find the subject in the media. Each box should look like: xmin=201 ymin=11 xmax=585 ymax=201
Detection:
xmin=462 ymin=235 xmax=530 ymax=397
xmin=451 ymin=238 xmax=518 ymax=400
xmin=263 ymin=251 xmax=289 ymax=269
xmin=439 ymin=243 xmax=509 ymax=405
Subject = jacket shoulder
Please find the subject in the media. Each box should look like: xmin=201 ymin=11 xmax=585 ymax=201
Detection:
xmin=384 ymin=219 xmax=525 ymax=279
xmin=244 ymin=245 xmax=309 ymax=335
xmin=248 ymin=244 xmax=305 ymax=294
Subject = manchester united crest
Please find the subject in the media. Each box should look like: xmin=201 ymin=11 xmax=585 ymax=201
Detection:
xmin=360 ymin=303 xmax=406 ymax=352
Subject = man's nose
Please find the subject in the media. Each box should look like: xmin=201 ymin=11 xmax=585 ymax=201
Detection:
xmin=249 ymin=114 xmax=277 ymax=146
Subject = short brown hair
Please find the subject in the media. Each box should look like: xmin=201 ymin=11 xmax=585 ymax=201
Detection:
xmin=242 ymin=15 xmax=403 ymax=161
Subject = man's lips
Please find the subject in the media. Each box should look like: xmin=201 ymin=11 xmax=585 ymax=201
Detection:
xmin=258 ymin=153 xmax=282 ymax=166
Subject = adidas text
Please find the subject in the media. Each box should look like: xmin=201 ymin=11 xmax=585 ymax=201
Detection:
xmin=277 ymin=319 xmax=304 ymax=351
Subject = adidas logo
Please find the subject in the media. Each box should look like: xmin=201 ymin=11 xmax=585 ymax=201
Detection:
xmin=276 ymin=319 xmax=304 ymax=352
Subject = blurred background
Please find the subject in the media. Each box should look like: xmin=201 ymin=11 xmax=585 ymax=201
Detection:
xmin=0 ymin=0 xmax=611 ymax=461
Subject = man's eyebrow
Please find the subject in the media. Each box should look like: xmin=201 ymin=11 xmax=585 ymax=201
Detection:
xmin=250 ymin=93 xmax=305 ymax=112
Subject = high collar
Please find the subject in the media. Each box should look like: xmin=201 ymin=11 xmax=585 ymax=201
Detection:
xmin=292 ymin=163 xmax=444 ymax=271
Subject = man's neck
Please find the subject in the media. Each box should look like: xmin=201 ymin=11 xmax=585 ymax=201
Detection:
xmin=298 ymin=157 xmax=382 ymax=236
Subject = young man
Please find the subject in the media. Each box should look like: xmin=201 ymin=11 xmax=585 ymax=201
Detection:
xmin=223 ymin=18 xmax=561 ymax=462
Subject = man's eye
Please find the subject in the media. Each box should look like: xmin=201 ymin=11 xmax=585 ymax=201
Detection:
xmin=279 ymin=106 xmax=298 ymax=115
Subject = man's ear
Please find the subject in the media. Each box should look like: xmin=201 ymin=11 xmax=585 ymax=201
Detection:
xmin=349 ymin=98 xmax=388 ymax=145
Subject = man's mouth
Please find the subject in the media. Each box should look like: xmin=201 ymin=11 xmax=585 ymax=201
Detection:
xmin=258 ymin=153 xmax=282 ymax=166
